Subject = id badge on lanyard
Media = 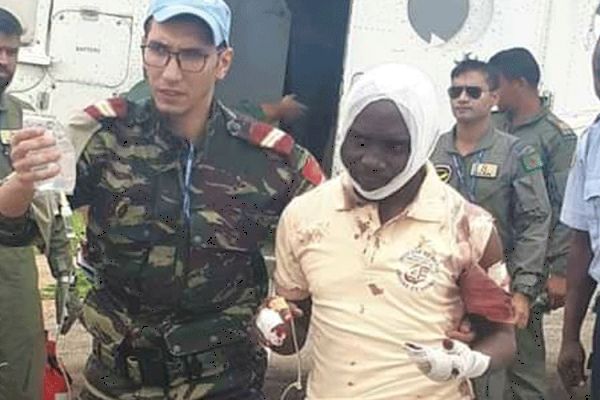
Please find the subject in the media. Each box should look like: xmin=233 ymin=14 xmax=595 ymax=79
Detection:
xmin=451 ymin=150 xmax=486 ymax=202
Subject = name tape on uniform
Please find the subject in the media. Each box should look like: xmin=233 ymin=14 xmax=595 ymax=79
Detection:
xmin=470 ymin=162 xmax=498 ymax=179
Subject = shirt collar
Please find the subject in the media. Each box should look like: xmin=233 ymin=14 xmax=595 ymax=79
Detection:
xmin=505 ymin=98 xmax=550 ymax=131
xmin=445 ymin=124 xmax=497 ymax=156
xmin=335 ymin=163 xmax=446 ymax=223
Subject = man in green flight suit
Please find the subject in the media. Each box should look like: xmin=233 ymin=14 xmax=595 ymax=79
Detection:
xmin=7 ymin=0 xmax=324 ymax=399
xmin=431 ymin=57 xmax=552 ymax=400
xmin=489 ymin=47 xmax=577 ymax=400
xmin=0 ymin=7 xmax=79 ymax=400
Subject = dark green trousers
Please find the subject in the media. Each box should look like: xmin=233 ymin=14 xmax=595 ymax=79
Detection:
xmin=504 ymin=311 xmax=547 ymax=400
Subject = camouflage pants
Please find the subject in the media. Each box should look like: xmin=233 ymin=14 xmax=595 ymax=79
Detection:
xmin=78 ymin=353 xmax=266 ymax=400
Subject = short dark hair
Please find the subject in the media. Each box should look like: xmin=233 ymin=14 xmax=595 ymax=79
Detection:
xmin=0 ymin=8 xmax=23 ymax=37
xmin=144 ymin=14 xmax=226 ymax=48
xmin=451 ymin=55 xmax=499 ymax=90
xmin=488 ymin=48 xmax=541 ymax=87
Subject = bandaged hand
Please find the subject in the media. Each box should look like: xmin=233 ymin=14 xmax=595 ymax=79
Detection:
xmin=404 ymin=339 xmax=490 ymax=381
xmin=254 ymin=296 xmax=302 ymax=347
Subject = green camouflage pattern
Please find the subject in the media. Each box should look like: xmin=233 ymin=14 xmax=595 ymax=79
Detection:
xmin=432 ymin=126 xmax=551 ymax=299
xmin=68 ymin=96 xmax=323 ymax=399
xmin=492 ymin=106 xmax=576 ymax=276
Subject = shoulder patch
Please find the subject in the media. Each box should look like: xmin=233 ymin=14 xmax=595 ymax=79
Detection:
xmin=84 ymin=98 xmax=128 ymax=122
xmin=521 ymin=151 xmax=543 ymax=173
xmin=247 ymin=121 xmax=295 ymax=156
xmin=301 ymin=154 xmax=325 ymax=186
xmin=435 ymin=164 xmax=452 ymax=183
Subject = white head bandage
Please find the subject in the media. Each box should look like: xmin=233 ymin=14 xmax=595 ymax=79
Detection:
xmin=339 ymin=64 xmax=441 ymax=200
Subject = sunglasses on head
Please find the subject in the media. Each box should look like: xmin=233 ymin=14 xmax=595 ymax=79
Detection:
xmin=447 ymin=86 xmax=485 ymax=100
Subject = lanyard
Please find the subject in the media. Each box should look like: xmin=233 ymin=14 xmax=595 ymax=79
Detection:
xmin=182 ymin=142 xmax=195 ymax=224
xmin=451 ymin=150 xmax=485 ymax=203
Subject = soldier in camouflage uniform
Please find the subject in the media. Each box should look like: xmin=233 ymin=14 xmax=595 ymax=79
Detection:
xmin=0 ymin=7 xmax=79 ymax=400
xmin=11 ymin=0 xmax=323 ymax=399
xmin=431 ymin=58 xmax=551 ymax=400
xmin=489 ymin=48 xmax=577 ymax=400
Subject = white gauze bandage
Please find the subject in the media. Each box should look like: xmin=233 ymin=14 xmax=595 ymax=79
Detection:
xmin=338 ymin=64 xmax=441 ymax=200
xmin=404 ymin=340 xmax=491 ymax=381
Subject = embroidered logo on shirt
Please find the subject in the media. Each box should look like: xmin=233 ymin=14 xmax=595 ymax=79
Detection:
xmin=521 ymin=152 xmax=543 ymax=173
xmin=397 ymin=247 xmax=440 ymax=291
xmin=435 ymin=164 xmax=452 ymax=183
xmin=470 ymin=162 xmax=498 ymax=179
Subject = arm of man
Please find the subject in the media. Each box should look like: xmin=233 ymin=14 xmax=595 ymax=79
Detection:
xmin=510 ymin=144 xmax=552 ymax=324
xmin=269 ymin=201 xmax=312 ymax=356
xmin=465 ymin=227 xmax=517 ymax=369
xmin=1 ymin=129 xmax=60 ymax=218
xmin=556 ymin=129 xmax=597 ymax=390
xmin=544 ymin=125 xmax=577 ymax=305
xmin=558 ymin=229 xmax=595 ymax=390
xmin=0 ymin=129 xmax=60 ymax=246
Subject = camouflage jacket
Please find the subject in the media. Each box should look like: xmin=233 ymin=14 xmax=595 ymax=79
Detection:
xmin=67 ymin=97 xmax=324 ymax=395
xmin=492 ymin=106 xmax=576 ymax=276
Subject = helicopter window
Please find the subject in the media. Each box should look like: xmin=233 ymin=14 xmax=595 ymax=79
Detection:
xmin=407 ymin=0 xmax=493 ymax=46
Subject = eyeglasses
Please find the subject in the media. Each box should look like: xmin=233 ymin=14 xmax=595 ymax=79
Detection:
xmin=141 ymin=42 xmax=216 ymax=73
xmin=447 ymin=86 xmax=486 ymax=100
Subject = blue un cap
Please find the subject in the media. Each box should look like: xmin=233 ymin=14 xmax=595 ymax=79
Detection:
xmin=147 ymin=0 xmax=231 ymax=46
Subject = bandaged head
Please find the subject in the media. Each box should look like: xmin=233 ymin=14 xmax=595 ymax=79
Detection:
xmin=339 ymin=64 xmax=441 ymax=200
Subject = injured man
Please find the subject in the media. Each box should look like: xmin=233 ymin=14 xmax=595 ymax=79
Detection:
xmin=256 ymin=63 xmax=517 ymax=400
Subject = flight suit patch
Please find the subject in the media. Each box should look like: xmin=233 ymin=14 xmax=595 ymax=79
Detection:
xmin=435 ymin=164 xmax=452 ymax=183
xmin=521 ymin=152 xmax=543 ymax=173
xmin=470 ymin=163 xmax=498 ymax=179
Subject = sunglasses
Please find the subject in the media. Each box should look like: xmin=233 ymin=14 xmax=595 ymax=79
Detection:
xmin=447 ymin=86 xmax=485 ymax=100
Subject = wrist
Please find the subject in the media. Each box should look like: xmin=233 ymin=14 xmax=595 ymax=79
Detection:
xmin=512 ymin=287 xmax=536 ymax=302
xmin=8 ymin=172 xmax=34 ymax=192
xmin=562 ymin=328 xmax=582 ymax=343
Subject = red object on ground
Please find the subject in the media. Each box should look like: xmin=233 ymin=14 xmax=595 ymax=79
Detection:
xmin=43 ymin=335 xmax=70 ymax=400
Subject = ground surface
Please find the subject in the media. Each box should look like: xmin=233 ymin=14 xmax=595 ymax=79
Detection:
xmin=38 ymin=258 xmax=595 ymax=399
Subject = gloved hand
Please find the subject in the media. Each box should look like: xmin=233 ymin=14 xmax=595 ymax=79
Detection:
xmin=404 ymin=339 xmax=491 ymax=381
xmin=55 ymin=276 xmax=83 ymax=335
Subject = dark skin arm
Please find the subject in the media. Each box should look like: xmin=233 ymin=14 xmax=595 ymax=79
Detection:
xmin=448 ymin=227 xmax=516 ymax=368
xmin=471 ymin=228 xmax=516 ymax=369
xmin=558 ymin=229 xmax=596 ymax=392
xmin=470 ymin=317 xmax=516 ymax=370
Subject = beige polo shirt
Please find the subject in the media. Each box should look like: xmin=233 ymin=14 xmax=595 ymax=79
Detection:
xmin=274 ymin=165 xmax=513 ymax=400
